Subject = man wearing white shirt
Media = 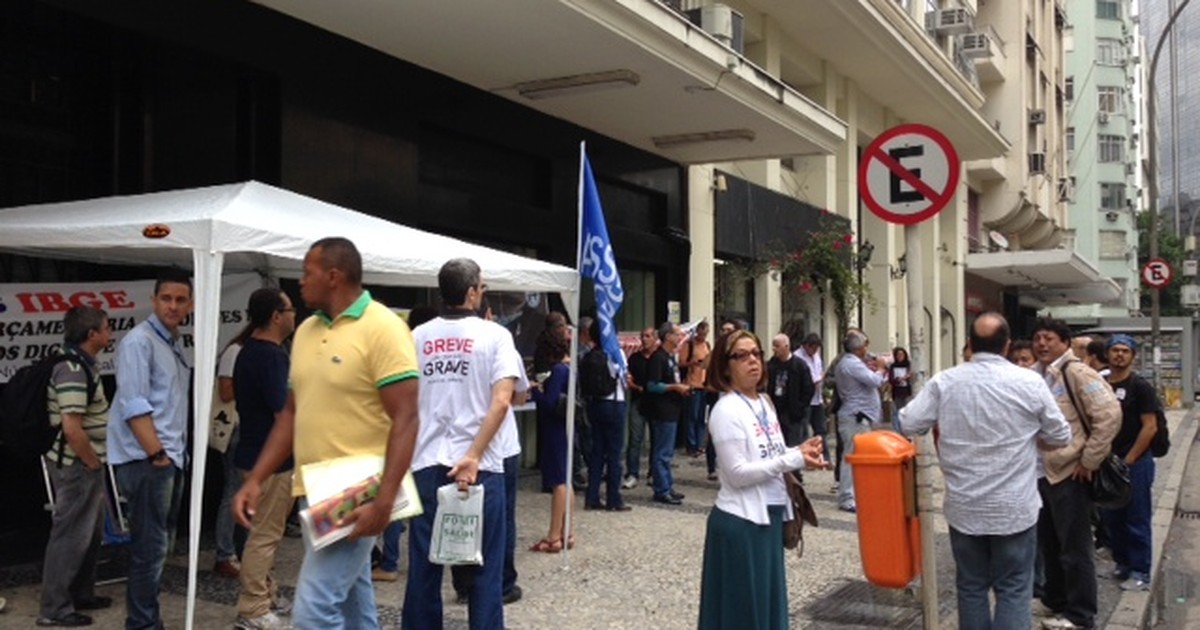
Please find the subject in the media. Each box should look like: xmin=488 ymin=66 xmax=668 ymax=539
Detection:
xmin=794 ymin=333 xmax=828 ymax=461
xmin=405 ymin=258 xmax=521 ymax=630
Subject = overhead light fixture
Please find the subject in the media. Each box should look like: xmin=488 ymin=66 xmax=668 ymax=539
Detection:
xmin=515 ymin=69 xmax=640 ymax=100
xmin=652 ymin=128 xmax=755 ymax=149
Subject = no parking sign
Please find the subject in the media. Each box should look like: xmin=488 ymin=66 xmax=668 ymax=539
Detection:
xmin=859 ymin=124 xmax=960 ymax=225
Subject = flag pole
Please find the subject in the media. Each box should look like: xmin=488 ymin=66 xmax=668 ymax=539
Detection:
xmin=561 ymin=141 xmax=587 ymax=565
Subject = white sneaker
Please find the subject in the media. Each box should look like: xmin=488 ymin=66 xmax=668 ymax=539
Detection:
xmin=1119 ymin=577 xmax=1151 ymax=591
xmin=235 ymin=611 xmax=292 ymax=630
xmin=1041 ymin=616 xmax=1084 ymax=629
xmin=621 ymin=475 xmax=637 ymax=489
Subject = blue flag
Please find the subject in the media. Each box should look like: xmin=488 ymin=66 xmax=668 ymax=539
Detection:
xmin=579 ymin=150 xmax=627 ymax=372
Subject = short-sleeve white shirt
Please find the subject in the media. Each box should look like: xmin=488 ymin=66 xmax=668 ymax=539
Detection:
xmin=413 ymin=315 xmax=523 ymax=474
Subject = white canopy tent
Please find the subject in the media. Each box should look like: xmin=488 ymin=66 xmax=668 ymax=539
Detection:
xmin=0 ymin=181 xmax=579 ymax=629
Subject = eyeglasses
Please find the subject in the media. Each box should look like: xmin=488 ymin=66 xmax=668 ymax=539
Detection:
xmin=729 ymin=349 xmax=763 ymax=362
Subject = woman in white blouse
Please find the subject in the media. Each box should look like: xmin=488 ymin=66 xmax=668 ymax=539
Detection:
xmin=698 ymin=330 xmax=826 ymax=630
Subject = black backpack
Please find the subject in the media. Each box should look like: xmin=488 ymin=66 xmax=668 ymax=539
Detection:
xmin=1150 ymin=406 xmax=1171 ymax=457
xmin=0 ymin=353 xmax=95 ymax=461
xmin=579 ymin=347 xmax=617 ymax=399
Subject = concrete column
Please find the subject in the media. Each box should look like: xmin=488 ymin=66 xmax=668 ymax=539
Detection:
xmin=688 ymin=164 xmax=716 ymax=324
xmin=755 ymin=272 xmax=782 ymax=337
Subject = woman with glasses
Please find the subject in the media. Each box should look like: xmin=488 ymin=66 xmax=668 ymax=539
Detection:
xmin=698 ymin=330 xmax=826 ymax=630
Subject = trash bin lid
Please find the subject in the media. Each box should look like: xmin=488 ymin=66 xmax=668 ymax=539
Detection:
xmin=844 ymin=430 xmax=914 ymax=464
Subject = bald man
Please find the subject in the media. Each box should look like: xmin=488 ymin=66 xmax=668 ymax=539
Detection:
xmin=899 ymin=312 xmax=1071 ymax=630
xmin=766 ymin=333 xmax=814 ymax=447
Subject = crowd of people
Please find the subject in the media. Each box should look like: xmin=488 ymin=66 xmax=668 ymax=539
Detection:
xmin=23 ymin=236 xmax=1165 ymax=630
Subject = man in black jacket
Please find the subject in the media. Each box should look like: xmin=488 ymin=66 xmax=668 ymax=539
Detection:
xmin=641 ymin=322 xmax=690 ymax=505
xmin=768 ymin=333 xmax=815 ymax=447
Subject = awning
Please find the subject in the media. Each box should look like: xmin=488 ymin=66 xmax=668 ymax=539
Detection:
xmin=251 ymin=0 xmax=847 ymax=164
xmin=966 ymin=249 xmax=1122 ymax=307
xmin=740 ymin=0 xmax=1010 ymax=160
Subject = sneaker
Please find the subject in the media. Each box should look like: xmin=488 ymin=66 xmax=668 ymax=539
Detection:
xmin=234 ymin=611 xmax=291 ymax=630
xmin=1119 ymin=576 xmax=1151 ymax=592
xmin=503 ymin=584 xmax=523 ymax=605
xmin=838 ymin=503 xmax=857 ymax=513
xmin=669 ymin=490 xmax=685 ymax=500
xmin=652 ymin=494 xmax=682 ymax=505
xmin=35 ymin=613 xmax=93 ymax=627
xmin=621 ymin=475 xmax=638 ymax=489
xmin=1032 ymin=600 xmax=1058 ymax=618
xmin=371 ymin=568 xmax=399 ymax=582
xmin=74 ymin=596 xmax=112 ymax=611
xmin=213 ymin=559 xmax=241 ymax=579
xmin=1108 ymin=566 xmax=1130 ymax=580
xmin=707 ymin=472 xmax=718 ymax=481
xmin=1041 ymin=616 xmax=1085 ymax=629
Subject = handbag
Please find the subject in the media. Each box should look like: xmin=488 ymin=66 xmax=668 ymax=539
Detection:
xmin=1061 ymin=362 xmax=1131 ymax=510
xmin=782 ymin=471 xmax=818 ymax=556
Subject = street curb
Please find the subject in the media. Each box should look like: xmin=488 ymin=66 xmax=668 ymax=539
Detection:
xmin=1104 ymin=408 xmax=1199 ymax=630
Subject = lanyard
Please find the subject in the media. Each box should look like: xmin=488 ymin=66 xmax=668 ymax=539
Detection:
xmin=736 ymin=392 xmax=772 ymax=441
xmin=149 ymin=320 xmax=190 ymax=370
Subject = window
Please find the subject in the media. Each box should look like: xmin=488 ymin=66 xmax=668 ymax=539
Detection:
xmin=1096 ymin=0 xmax=1121 ymax=20
xmin=1065 ymin=76 xmax=1074 ymax=101
xmin=1100 ymin=182 xmax=1127 ymax=209
xmin=1098 ymin=86 xmax=1124 ymax=113
xmin=1066 ymin=127 xmax=1075 ymax=153
xmin=1099 ymin=135 xmax=1125 ymax=162
xmin=1097 ymin=38 xmax=1126 ymax=65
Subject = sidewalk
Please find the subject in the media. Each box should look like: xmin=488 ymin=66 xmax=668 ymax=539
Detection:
xmin=0 ymin=410 xmax=1193 ymax=629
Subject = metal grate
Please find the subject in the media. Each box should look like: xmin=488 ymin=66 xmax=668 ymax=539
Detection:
xmin=1175 ymin=509 xmax=1200 ymax=520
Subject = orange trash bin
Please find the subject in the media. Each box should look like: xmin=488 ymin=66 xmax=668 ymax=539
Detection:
xmin=845 ymin=430 xmax=921 ymax=588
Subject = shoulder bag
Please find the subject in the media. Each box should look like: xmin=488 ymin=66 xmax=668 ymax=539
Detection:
xmin=1061 ymin=361 xmax=1130 ymax=510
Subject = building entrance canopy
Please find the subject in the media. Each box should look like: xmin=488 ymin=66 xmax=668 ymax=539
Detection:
xmin=251 ymin=0 xmax=846 ymax=163
xmin=966 ymin=249 xmax=1121 ymax=307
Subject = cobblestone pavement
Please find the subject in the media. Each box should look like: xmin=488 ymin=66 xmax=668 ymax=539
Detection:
xmin=0 ymin=409 xmax=1192 ymax=629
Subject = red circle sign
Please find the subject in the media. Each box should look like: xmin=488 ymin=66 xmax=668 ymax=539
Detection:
xmin=858 ymin=124 xmax=960 ymax=225
xmin=1142 ymin=258 xmax=1173 ymax=288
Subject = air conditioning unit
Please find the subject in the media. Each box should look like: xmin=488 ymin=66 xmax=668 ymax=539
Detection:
xmin=1125 ymin=163 xmax=1136 ymax=176
xmin=1058 ymin=177 xmax=1074 ymax=202
xmin=928 ymin=8 xmax=974 ymax=35
xmin=1105 ymin=211 xmax=1120 ymax=223
xmin=1029 ymin=152 xmax=1046 ymax=174
xmin=1098 ymin=111 xmax=1111 ymax=124
xmin=685 ymin=4 xmax=745 ymax=54
xmin=1029 ymin=109 xmax=1047 ymax=125
xmin=1129 ymin=55 xmax=1141 ymax=65
xmin=960 ymin=32 xmax=993 ymax=57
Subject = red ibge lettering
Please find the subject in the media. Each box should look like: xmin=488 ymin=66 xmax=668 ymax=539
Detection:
xmin=100 ymin=290 xmax=135 ymax=309
xmin=423 ymin=337 xmax=475 ymax=355
xmin=36 ymin=293 xmax=72 ymax=313
xmin=68 ymin=292 xmax=107 ymax=309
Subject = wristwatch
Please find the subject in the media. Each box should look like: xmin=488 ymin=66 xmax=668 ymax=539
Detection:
xmin=148 ymin=449 xmax=168 ymax=463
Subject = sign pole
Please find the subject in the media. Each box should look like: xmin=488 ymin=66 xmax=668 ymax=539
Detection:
xmin=904 ymin=223 xmax=938 ymax=629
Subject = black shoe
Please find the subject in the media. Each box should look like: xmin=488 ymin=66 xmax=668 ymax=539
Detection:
xmin=74 ymin=597 xmax=112 ymax=611
xmin=607 ymin=504 xmax=632 ymax=512
xmin=503 ymin=585 xmax=523 ymax=605
xmin=669 ymin=490 xmax=685 ymax=500
xmin=653 ymin=494 xmax=682 ymax=505
xmin=583 ymin=503 xmax=605 ymax=511
xmin=36 ymin=612 xmax=93 ymax=627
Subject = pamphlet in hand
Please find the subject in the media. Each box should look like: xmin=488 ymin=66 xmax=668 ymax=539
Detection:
xmin=298 ymin=454 xmax=422 ymax=551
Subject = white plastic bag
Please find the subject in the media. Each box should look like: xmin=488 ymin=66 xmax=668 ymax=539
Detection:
xmin=429 ymin=482 xmax=484 ymax=566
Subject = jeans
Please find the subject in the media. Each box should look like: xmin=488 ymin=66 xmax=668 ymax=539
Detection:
xmin=684 ymin=392 xmax=707 ymax=452
xmin=808 ymin=404 xmax=830 ymax=461
xmin=114 ymin=461 xmax=183 ymax=630
xmin=40 ymin=459 xmax=106 ymax=620
xmin=949 ymin=525 xmax=1036 ymax=630
xmin=781 ymin=407 xmax=810 ymax=447
xmin=836 ymin=414 xmax=889 ymax=508
xmin=625 ymin=400 xmax=646 ymax=479
xmin=293 ymin=497 xmax=378 ymax=629
xmin=649 ymin=420 xmax=677 ymax=498
xmin=215 ymin=427 xmax=241 ymax=562
xmin=1039 ymin=477 xmax=1097 ymax=628
xmin=380 ymin=520 xmax=407 ymax=573
xmin=1102 ymin=455 xmax=1155 ymax=579
xmin=586 ymin=400 xmax=627 ymax=507
xmin=237 ymin=470 xmax=295 ymax=618
xmin=404 ymin=466 xmax=505 ymax=630
xmin=452 ymin=454 xmax=518 ymax=597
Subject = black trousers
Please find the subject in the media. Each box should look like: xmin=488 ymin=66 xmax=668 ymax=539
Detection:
xmin=1038 ymin=476 xmax=1097 ymax=628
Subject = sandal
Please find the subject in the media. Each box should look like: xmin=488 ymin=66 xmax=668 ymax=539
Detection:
xmin=529 ymin=538 xmax=563 ymax=553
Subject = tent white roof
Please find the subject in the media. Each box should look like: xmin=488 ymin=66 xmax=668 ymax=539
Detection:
xmin=0 ymin=180 xmax=578 ymax=293
xmin=0 ymin=181 xmax=579 ymax=630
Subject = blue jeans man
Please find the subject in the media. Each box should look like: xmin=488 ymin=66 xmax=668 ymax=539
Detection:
xmin=453 ymin=454 xmax=519 ymax=601
xmin=948 ymin=525 xmax=1037 ymax=630
xmin=683 ymin=391 xmax=706 ymax=453
xmin=114 ymin=461 xmax=183 ymax=630
xmin=404 ymin=466 xmax=506 ymax=630
xmin=649 ymin=418 xmax=679 ymax=501
xmin=586 ymin=399 xmax=627 ymax=509
xmin=1102 ymin=455 xmax=1155 ymax=585
xmin=293 ymin=497 xmax=379 ymax=628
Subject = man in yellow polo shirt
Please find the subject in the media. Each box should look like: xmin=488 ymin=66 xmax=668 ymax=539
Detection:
xmin=234 ymin=237 xmax=419 ymax=629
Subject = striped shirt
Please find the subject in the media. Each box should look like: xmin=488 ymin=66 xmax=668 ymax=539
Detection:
xmin=898 ymin=353 xmax=1071 ymax=536
xmin=46 ymin=348 xmax=108 ymax=466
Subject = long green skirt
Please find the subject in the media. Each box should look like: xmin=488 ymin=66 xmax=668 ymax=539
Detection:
xmin=697 ymin=505 xmax=789 ymax=630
